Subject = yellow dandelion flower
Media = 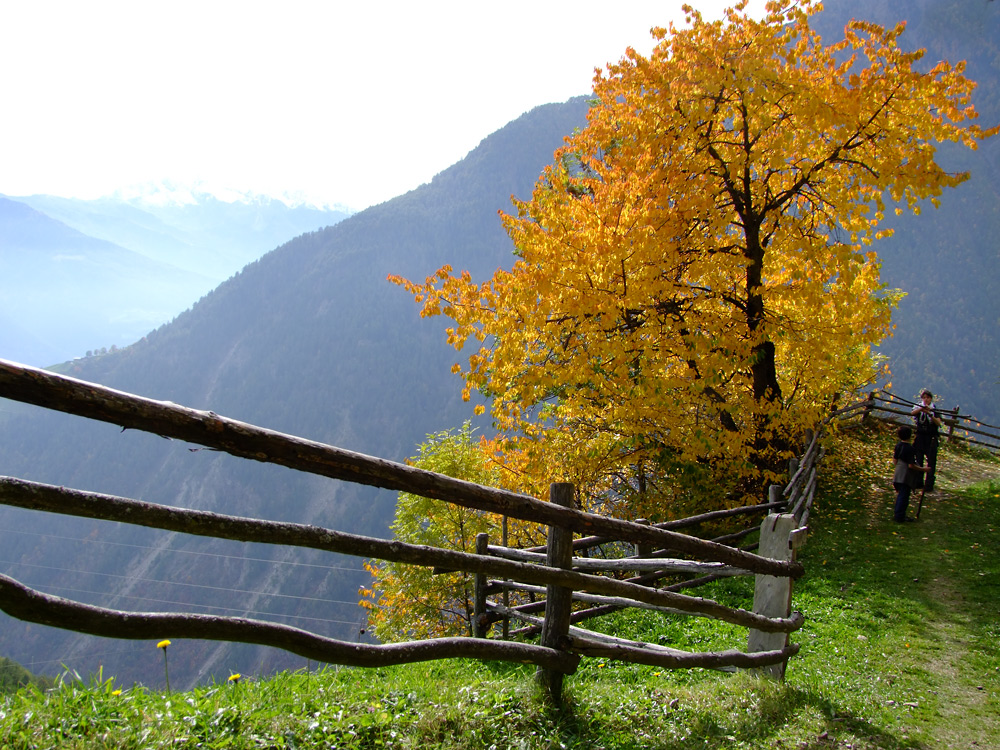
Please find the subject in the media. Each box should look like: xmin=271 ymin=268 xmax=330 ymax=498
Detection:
xmin=228 ymin=673 xmax=242 ymax=683
xmin=157 ymin=640 xmax=172 ymax=693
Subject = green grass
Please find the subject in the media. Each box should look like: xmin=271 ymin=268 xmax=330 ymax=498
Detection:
xmin=2 ymin=423 xmax=998 ymax=748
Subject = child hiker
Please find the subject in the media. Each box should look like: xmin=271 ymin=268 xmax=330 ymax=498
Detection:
xmin=892 ymin=425 xmax=929 ymax=523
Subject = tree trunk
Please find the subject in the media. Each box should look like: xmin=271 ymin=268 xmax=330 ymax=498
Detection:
xmin=744 ymin=225 xmax=782 ymax=405
xmin=744 ymin=218 xmax=786 ymax=482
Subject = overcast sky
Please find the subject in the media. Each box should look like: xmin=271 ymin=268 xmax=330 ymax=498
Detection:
xmin=0 ymin=1 xmax=766 ymax=211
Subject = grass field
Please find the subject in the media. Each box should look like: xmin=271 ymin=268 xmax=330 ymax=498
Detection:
xmin=1 ymin=422 xmax=998 ymax=749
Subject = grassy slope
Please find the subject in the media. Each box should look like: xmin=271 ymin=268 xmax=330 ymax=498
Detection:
xmin=1 ymin=422 xmax=998 ymax=749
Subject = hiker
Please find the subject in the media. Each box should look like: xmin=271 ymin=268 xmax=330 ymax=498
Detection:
xmin=911 ymin=389 xmax=942 ymax=492
xmin=892 ymin=425 xmax=929 ymax=523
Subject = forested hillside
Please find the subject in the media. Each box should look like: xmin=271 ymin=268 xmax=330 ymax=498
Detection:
xmin=0 ymin=99 xmax=591 ymax=689
xmin=812 ymin=0 xmax=1000 ymax=423
xmin=0 ymin=656 xmax=51 ymax=695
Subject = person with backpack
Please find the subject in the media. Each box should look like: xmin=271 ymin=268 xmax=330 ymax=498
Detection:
xmin=911 ymin=389 xmax=943 ymax=492
xmin=892 ymin=425 xmax=929 ymax=522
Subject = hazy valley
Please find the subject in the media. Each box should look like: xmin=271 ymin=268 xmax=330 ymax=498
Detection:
xmin=1 ymin=187 xmax=351 ymax=366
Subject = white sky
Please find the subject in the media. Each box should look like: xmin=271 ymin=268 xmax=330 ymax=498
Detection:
xmin=0 ymin=1 xmax=765 ymax=211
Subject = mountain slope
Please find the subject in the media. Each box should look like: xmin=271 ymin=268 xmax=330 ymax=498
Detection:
xmin=3 ymin=190 xmax=352 ymax=367
xmin=0 ymin=197 xmax=216 ymax=366
xmin=811 ymin=0 xmax=1000 ymax=423
xmin=15 ymin=188 xmax=352 ymax=280
xmin=0 ymin=98 xmax=591 ymax=689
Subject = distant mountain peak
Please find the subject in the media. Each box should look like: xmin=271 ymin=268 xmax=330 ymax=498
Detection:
xmin=107 ymin=179 xmax=352 ymax=213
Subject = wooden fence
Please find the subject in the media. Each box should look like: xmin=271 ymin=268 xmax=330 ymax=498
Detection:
xmin=833 ymin=390 xmax=1000 ymax=453
xmin=0 ymin=359 xmax=815 ymax=702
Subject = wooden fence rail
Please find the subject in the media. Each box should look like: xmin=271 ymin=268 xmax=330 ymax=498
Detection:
xmin=0 ymin=360 xmax=799 ymax=577
xmin=0 ymin=358 xmax=813 ymax=700
xmin=470 ymin=422 xmax=822 ymax=680
xmin=488 ymin=438 xmax=822 ymax=633
xmin=836 ymin=390 xmax=1000 ymax=452
xmin=0 ymin=476 xmax=803 ymax=633
xmin=0 ymin=573 xmax=577 ymax=673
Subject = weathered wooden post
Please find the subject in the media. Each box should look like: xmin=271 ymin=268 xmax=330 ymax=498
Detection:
xmin=501 ymin=515 xmax=510 ymax=640
xmin=747 ymin=512 xmax=798 ymax=679
xmin=769 ymin=484 xmax=783 ymax=512
xmin=635 ymin=518 xmax=654 ymax=558
xmin=473 ymin=532 xmax=490 ymax=638
xmin=862 ymin=389 xmax=877 ymax=422
xmin=536 ymin=482 xmax=575 ymax=705
xmin=802 ymin=429 xmax=814 ymax=453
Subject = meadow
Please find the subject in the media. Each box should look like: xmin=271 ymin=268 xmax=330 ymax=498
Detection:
xmin=2 ymin=422 xmax=998 ymax=749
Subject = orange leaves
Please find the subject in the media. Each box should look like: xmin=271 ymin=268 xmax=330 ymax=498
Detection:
xmin=387 ymin=0 xmax=995 ymax=510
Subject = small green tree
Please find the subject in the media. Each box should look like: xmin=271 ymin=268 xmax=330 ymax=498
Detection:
xmin=360 ymin=424 xmax=504 ymax=641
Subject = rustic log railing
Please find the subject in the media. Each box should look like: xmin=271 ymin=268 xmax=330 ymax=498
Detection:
xmin=0 ymin=358 xmax=811 ymax=700
xmin=835 ymin=390 xmax=1000 ymax=453
xmin=470 ymin=426 xmax=821 ymax=682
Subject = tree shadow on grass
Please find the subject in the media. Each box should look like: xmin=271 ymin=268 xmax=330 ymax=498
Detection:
xmin=546 ymin=684 xmax=927 ymax=750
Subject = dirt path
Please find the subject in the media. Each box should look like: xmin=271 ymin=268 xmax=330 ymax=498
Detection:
xmin=921 ymin=576 xmax=999 ymax=748
xmin=912 ymin=452 xmax=999 ymax=748
xmin=934 ymin=447 xmax=1000 ymax=493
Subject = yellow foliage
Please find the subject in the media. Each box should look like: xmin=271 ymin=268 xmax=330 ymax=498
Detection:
xmin=389 ymin=0 xmax=995 ymax=511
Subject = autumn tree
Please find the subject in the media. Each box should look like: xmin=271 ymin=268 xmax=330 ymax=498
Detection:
xmin=391 ymin=0 xmax=995 ymax=511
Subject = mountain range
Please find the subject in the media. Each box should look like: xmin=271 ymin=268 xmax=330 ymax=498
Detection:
xmin=0 ymin=188 xmax=351 ymax=366
xmin=0 ymin=0 xmax=997 ymax=690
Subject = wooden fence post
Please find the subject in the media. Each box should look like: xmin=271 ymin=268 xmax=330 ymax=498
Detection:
xmin=747 ymin=513 xmax=797 ymax=679
xmin=635 ymin=518 xmax=653 ymax=557
xmin=501 ymin=516 xmax=510 ymax=640
xmin=769 ymin=484 xmax=783 ymax=510
xmin=862 ymin=389 xmax=876 ymax=422
xmin=473 ymin=532 xmax=489 ymax=638
xmin=536 ymin=482 xmax=575 ymax=705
